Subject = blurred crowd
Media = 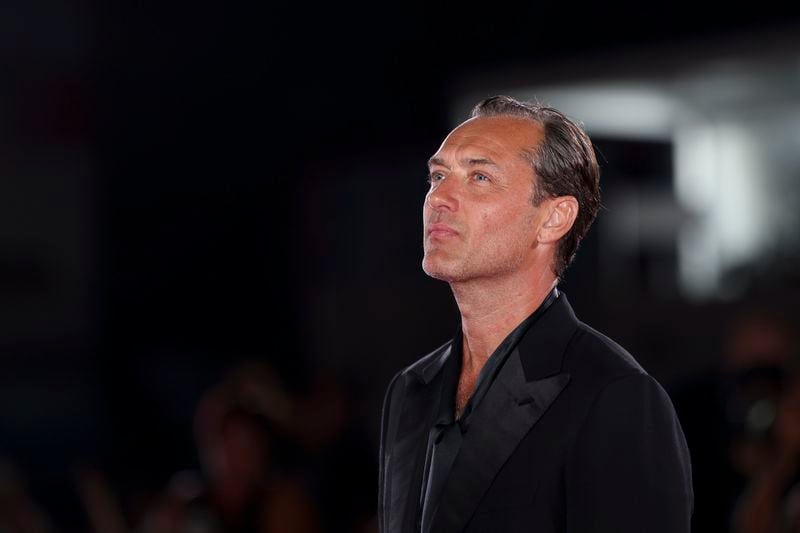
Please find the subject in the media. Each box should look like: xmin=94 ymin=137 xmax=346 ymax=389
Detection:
xmin=0 ymin=362 xmax=377 ymax=533
xmin=2 ymin=306 xmax=800 ymax=532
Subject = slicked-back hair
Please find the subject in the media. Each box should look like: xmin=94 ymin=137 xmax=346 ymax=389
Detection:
xmin=470 ymin=95 xmax=601 ymax=279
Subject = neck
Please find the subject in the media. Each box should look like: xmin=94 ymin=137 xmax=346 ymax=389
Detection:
xmin=451 ymin=267 xmax=557 ymax=377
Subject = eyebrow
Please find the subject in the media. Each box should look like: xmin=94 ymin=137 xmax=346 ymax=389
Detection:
xmin=427 ymin=156 xmax=450 ymax=170
xmin=427 ymin=156 xmax=500 ymax=170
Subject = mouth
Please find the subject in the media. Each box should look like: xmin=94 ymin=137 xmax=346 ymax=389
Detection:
xmin=426 ymin=223 xmax=459 ymax=239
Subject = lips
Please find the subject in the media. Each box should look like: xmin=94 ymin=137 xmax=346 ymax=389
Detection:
xmin=427 ymin=223 xmax=459 ymax=238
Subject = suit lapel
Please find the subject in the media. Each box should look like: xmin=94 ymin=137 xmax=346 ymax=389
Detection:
xmin=430 ymin=351 xmax=571 ymax=531
xmin=430 ymin=294 xmax=580 ymax=531
xmin=386 ymin=345 xmax=452 ymax=533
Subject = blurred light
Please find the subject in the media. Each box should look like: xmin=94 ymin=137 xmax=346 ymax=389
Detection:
xmin=675 ymin=121 xmax=766 ymax=299
xmin=519 ymin=83 xmax=680 ymax=141
xmin=746 ymin=399 xmax=776 ymax=434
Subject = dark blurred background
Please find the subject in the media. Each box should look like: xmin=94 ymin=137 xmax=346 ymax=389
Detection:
xmin=3 ymin=3 xmax=800 ymax=532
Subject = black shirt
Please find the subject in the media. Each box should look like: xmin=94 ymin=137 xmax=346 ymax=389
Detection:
xmin=417 ymin=287 xmax=560 ymax=532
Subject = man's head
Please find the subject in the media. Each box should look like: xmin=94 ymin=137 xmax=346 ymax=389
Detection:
xmin=422 ymin=95 xmax=600 ymax=283
xmin=471 ymin=96 xmax=601 ymax=278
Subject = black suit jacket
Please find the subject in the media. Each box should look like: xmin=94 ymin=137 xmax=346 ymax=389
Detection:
xmin=378 ymin=294 xmax=693 ymax=533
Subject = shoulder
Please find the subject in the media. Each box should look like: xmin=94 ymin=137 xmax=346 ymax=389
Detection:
xmin=395 ymin=338 xmax=455 ymax=385
xmin=562 ymin=321 xmax=681 ymax=431
xmin=557 ymin=319 xmax=682 ymax=416
xmin=565 ymin=320 xmax=648 ymax=383
xmin=380 ymin=338 xmax=453 ymax=410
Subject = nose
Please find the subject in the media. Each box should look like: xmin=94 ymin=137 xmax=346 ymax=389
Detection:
xmin=426 ymin=178 xmax=459 ymax=212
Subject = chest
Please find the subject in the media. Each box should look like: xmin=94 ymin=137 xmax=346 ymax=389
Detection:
xmin=455 ymin=370 xmax=480 ymax=419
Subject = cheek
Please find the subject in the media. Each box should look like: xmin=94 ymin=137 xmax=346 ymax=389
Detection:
xmin=474 ymin=210 xmax=513 ymax=248
xmin=480 ymin=207 xmax=538 ymax=247
xmin=477 ymin=206 xmax=519 ymax=231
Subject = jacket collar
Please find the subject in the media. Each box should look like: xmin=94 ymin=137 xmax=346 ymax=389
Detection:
xmin=517 ymin=290 xmax=579 ymax=380
xmin=405 ymin=337 xmax=454 ymax=385
xmin=404 ymin=290 xmax=578 ymax=386
xmin=430 ymin=293 xmax=579 ymax=531
xmin=386 ymin=292 xmax=581 ymax=533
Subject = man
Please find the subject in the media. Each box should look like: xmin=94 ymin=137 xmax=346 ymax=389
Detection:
xmin=378 ymin=95 xmax=693 ymax=533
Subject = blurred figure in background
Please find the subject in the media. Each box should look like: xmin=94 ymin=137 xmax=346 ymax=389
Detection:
xmin=138 ymin=361 xmax=320 ymax=533
xmin=76 ymin=358 xmax=377 ymax=533
xmin=734 ymin=368 xmax=800 ymax=533
xmin=134 ymin=360 xmax=377 ymax=533
xmin=672 ymin=310 xmax=797 ymax=532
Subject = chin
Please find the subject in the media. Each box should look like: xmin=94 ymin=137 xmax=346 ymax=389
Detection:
xmin=422 ymin=257 xmax=466 ymax=282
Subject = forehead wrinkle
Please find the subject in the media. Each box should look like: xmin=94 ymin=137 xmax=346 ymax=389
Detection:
xmin=463 ymin=157 xmax=499 ymax=169
xmin=427 ymin=156 xmax=450 ymax=170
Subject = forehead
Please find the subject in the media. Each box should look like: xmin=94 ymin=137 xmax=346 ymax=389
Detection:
xmin=432 ymin=115 xmax=544 ymax=163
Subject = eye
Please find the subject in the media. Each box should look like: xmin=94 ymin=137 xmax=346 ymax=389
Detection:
xmin=427 ymin=172 xmax=445 ymax=184
xmin=474 ymin=173 xmax=490 ymax=182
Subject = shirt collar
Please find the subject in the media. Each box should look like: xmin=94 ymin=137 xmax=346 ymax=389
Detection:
xmin=431 ymin=286 xmax=560 ymax=427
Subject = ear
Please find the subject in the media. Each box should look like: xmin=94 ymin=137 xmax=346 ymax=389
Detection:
xmin=538 ymin=196 xmax=579 ymax=244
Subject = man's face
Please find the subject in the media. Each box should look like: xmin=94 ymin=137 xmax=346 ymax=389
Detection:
xmin=422 ymin=115 xmax=548 ymax=283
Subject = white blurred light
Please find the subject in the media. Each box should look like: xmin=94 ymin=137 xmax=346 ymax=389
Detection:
xmin=518 ymin=83 xmax=680 ymax=141
xmin=674 ymin=121 xmax=766 ymax=299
